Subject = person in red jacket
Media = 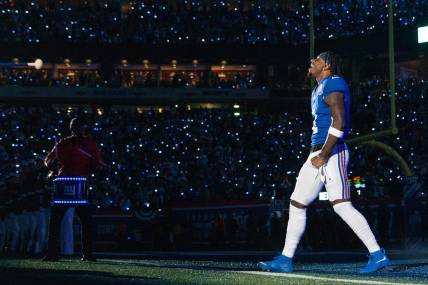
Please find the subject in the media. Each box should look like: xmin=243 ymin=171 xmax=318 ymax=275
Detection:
xmin=43 ymin=117 xmax=101 ymax=262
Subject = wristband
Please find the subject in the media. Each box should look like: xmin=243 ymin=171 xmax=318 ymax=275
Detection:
xmin=328 ymin=126 xmax=344 ymax=138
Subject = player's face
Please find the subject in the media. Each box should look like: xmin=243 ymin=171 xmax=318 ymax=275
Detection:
xmin=308 ymin=56 xmax=327 ymax=77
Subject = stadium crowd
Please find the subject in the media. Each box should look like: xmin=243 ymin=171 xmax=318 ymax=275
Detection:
xmin=0 ymin=67 xmax=258 ymax=89
xmin=0 ymin=0 xmax=426 ymax=45
xmin=0 ymin=77 xmax=427 ymax=253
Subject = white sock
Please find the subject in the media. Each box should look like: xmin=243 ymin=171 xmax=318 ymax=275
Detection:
xmin=333 ymin=202 xmax=381 ymax=253
xmin=282 ymin=205 xmax=307 ymax=258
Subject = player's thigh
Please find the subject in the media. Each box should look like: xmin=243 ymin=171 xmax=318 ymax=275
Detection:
xmin=290 ymin=159 xmax=324 ymax=206
xmin=324 ymin=146 xmax=350 ymax=202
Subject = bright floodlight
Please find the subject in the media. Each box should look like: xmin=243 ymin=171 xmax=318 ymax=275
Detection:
xmin=28 ymin=59 xmax=43 ymax=70
xmin=418 ymin=26 xmax=428 ymax=43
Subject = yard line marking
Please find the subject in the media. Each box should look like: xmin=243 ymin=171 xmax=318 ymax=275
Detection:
xmin=239 ymin=271 xmax=423 ymax=285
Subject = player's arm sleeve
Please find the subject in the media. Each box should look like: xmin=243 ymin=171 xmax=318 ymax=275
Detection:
xmin=322 ymin=77 xmax=347 ymax=101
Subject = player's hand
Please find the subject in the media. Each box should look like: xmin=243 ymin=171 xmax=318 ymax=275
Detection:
xmin=310 ymin=155 xmax=328 ymax=169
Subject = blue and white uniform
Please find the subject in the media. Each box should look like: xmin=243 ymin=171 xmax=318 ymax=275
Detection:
xmin=260 ymin=73 xmax=388 ymax=272
xmin=291 ymin=75 xmax=351 ymax=204
xmin=311 ymin=75 xmax=350 ymax=146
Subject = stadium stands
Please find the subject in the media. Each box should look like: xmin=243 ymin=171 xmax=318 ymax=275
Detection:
xmin=0 ymin=0 xmax=426 ymax=45
xmin=0 ymin=78 xmax=426 ymax=251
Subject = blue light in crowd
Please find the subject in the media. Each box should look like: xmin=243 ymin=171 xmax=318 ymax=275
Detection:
xmin=53 ymin=200 xmax=88 ymax=204
xmin=53 ymin=177 xmax=87 ymax=182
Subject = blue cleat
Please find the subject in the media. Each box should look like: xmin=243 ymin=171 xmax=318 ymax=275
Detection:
xmin=359 ymin=248 xmax=390 ymax=274
xmin=258 ymin=255 xmax=293 ymax=273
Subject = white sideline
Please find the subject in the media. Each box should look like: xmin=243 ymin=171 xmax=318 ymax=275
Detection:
xmin=240 ymin=271 xmax=423 ymax=285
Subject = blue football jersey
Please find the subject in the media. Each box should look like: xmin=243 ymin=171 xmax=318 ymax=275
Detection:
xmin=310 ymin=75 xmax=350 ymax=146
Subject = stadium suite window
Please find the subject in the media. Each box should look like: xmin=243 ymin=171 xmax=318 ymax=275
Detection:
xmin=160 ymin=71 xmax=204 ymax=87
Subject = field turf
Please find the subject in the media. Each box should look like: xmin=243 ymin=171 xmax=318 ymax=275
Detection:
xmin=0 ymin=257 xmax=427 ymax=285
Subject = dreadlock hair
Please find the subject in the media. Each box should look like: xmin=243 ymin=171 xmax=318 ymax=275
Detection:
xmin=318 ymin=51 xmax=343 ymax=76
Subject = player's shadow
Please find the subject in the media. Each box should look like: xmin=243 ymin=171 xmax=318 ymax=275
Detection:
xmin=0 ymin=267 xmax=163 ymax=285
xmin=99 ymin=260 xmax=258 ymax=271
xmin=306 ymin=262 xmax=428 ymax=278
xmin=387 ymin=262 xmax=428 ymax=271
xmin=382 ymin=261 xmax=428 ymax=278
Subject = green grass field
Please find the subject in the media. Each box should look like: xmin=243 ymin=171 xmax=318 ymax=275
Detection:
xmin=0 ymin=258 xmax=427 ymax=285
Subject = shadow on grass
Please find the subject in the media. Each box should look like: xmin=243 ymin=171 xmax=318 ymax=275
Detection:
xmin=0 ymin=267 xmax=169 ymax=285
xmin=98 ymin=260 xmax=258 ymax=271
xmin=99 ymin=258 xmax=428 ymax=281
